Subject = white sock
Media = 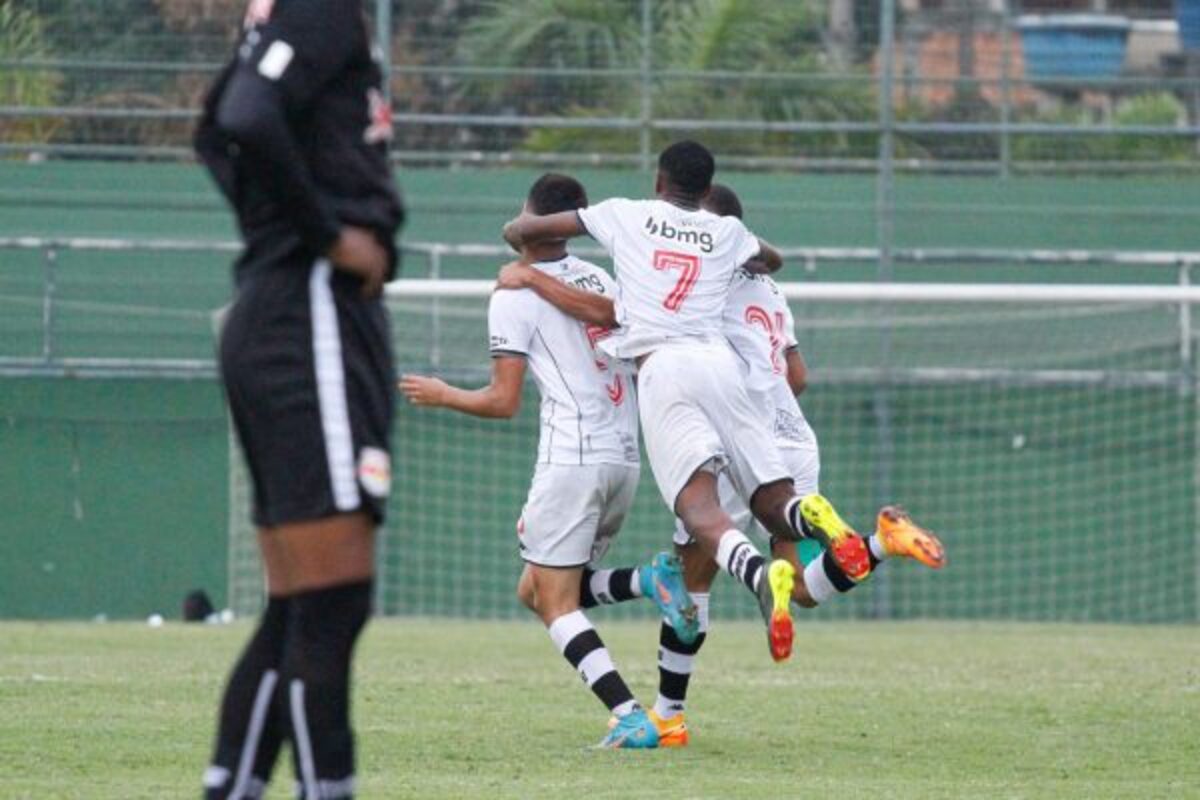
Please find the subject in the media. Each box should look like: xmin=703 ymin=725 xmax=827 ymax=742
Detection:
xmin=868 ymin=534 xmax=889 ymax=562
xmin=547 ymin=610 xmax=639 ymax=715
xmin=715 ymin=530 xmax=766 ymax=592
xmin=803 ymin=549 xmax=858 ymax=605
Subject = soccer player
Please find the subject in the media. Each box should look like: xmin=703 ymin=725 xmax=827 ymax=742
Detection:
xmin=500 ymin=183 xmax=946 ymax=746
xmin=502 ymin=141 xmax=872 ymax=665
xmin=194 ymin=1 xmax=404 ymax=797
xmin=399 ymin=173 xmax=698 ymax=749
xmin=643 ymin=184 xmax=946 ymax=745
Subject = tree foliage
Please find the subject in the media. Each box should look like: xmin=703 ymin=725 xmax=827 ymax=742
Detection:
xmin=0 ymin=0 xmax=61 ymax=145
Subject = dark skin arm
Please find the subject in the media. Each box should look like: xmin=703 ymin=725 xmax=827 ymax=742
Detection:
xmin=496 ymin=262 xmax=617 ymax=329
xmin=399 ymin=356 xmax=526 ymax=419
xmin=503 ymin=211 xmax=587 ymax=251
xmin=784 ymin=348 xmax=808 ymax=395
xmin=741 ymin=237 xmax=784 ymax=274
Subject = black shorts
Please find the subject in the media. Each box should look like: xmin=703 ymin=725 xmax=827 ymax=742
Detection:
xmin=220 ymin=258 xmax=395 ymax=527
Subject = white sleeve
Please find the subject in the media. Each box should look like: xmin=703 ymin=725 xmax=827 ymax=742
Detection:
xmin=576 ymin=198 xmax=627 ymax=254
xmin=488 ymin=290 xmax=536 ymax=357
xmin=731 ymin=218 xmax=764 ymax=268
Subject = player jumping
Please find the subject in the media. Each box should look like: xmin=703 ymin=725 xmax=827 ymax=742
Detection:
xmin=644 ymin=184 xmax=947 ymax=745
xmin=502 ymin=141 xmax=872 ymax=665
xmin=499 ymin=181 xmax=946 ymax=746
xmin=400 ymin=173 xmax=698 ymax=750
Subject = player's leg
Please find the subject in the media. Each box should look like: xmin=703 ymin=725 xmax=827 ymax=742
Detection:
xmin=579 ymin=555 xmax=698 ymax=642
xmin=518 ymin=465 xmax=658 ymax=748
xmin=528 ymin=565 xmax=653 ymax=741
xmin=638 ymin=349 xmax=795 ymax=661
xmin=207 ymin=300 xmax=297 ymax=800
xmin=647 ymin=530 xmax=718 ymax=747
xmin=275 ymin=513 xmax=375 ymax=800
xmin=205 ymin=531 xmax=292 ymax=800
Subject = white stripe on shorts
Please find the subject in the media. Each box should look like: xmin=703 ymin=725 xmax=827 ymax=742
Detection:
xmin=309 ymin=260 xmax=360 ymax=512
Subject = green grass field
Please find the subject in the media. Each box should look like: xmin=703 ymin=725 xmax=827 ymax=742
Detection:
xmin=2 ymin=620 xmax=1197 ymax=799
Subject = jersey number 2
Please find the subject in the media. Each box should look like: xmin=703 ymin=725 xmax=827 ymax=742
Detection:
xmin=744 ymin=305 xmax=787 ymax=375
xmin=653 ymin=250 xmax=700 ymax=312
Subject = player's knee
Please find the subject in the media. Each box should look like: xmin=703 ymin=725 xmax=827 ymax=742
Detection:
xmin=515 ymin=578 xmax=537 ymax=612
xmin=285 ymin=581 xmax=372 ymax=682
xmin=750 ymin=479 xmax=798 ymax=541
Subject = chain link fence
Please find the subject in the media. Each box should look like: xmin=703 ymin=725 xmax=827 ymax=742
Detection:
xmin=3 ymin=1 xmax=1198 ymax=167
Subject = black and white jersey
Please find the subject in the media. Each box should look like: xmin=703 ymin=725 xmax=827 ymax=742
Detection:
xmin=488 ymin=256 xmax=640 ymax=467
xmin=724 ymin=269 xmax=815 ymax=450
xmin=196 ymin=0 xmax=405 ymax=281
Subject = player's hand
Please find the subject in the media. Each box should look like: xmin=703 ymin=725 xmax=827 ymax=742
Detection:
xmin=502 ymin=216 xmax=526 ymax=253
xmin=496 ymin=261 xmax=536 ymax=291
xmin=399 ymin=374 xmax=448 ymax=407
xmin=328 ymin=227 xmax=388 ymax=298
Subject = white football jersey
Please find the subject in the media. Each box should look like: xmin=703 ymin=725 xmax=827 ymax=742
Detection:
xmin=577 ymin=198 xmax=762 ymax=358
xmin=723 ymin=269 xmax=815 ymax=450
xmin=488 ymin=254 xmax=640 ymax=467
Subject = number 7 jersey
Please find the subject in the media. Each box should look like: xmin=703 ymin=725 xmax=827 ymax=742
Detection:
xmin=577 ymin=198 xmax=762 ymax=359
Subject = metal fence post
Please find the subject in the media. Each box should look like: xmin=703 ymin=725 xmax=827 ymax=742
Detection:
xmin=872 ymin=0 xmax=898 ymax=621
xmin=376 ymin=0 xmax=393 ymax=103
xmin=639 ymin=0 xmax=653 ymax=172
xmin=430 ymin=248 xmax=443 ymax=368
xmin=42 ymin=247 xmax=57 ymax=363
xmin=1181 ymin=260 xmax=1193 ymax=370
xmin=999 ymin=0 xmax=1013 ymax=179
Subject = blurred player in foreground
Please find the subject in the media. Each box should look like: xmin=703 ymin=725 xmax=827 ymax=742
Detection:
xmin=195 ymin=0 xmax=403 ymax=796
xmin=502 ymin=141 xmax=871 ymax=665
xmin=400 ymin=173 xmax=697 ymax=749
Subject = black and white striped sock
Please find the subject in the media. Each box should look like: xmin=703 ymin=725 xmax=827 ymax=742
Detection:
xmin=547 ymin=610 xmax=639 ymax=717
xmin=579 ymin=567 xmax=642 ymax=608
xmin=785 ymin=496 xmax=812 ymax=540
xmin=802 ymin=548 xmax=860 ymax=605
xmin=716 ymin=529 xmax=766 ymax=593
xmin=653 ymin=592 xmax=709 ymax=720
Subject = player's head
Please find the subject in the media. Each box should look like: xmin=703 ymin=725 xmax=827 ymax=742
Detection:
xmin=655 ymin=140 xmax=715 ymax=203
xmin=525 ymin=172 xmax=589 ymax=216
xmin=702 ymin=183 xmax=743 ymax=219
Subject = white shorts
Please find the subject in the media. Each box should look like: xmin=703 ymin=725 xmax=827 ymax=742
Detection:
xmin=673 ymin=441 xmax=820 ymax=546
xmin=517 ymin=463 xmax=640 ymax=568
xmin=638 ymin=341 xmax=791 ymax=511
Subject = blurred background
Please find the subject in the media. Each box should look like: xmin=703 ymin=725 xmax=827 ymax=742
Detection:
xmin=1 ymin=0 xmax=1197 ymax=626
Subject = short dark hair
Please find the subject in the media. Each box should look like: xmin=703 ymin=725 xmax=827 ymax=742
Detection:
xmin=527 ymin=172 xmax=588 ymax=215
xmin=657 ymin=140 xmax=715 ymax=196
xmin=704 ymin=183 xmax=743 ymax=219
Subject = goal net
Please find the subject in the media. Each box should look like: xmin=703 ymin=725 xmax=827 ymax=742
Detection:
xmin=227 ymin=279 xmax=1200 ymax=625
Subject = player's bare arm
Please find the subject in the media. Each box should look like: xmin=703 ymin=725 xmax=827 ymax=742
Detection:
xmin=399 ymin=356 xmax=526 ymax=419
xmin=497 ymin=262 xmax=617 ymax=328
xmin=502 ymin=210 xmax=586 ymax=250
xmin=785 ymin=348 xmax=808 ymax=395
xmin=741 ymin=237 xmax=784 ymax=274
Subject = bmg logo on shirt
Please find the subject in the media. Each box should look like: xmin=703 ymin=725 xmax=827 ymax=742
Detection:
xmin=644 ymin=216 xmax=714 ymax=253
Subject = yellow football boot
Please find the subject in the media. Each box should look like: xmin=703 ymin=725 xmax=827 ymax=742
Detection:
xmin=798 ymin=494 xmax=872 ymax=581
